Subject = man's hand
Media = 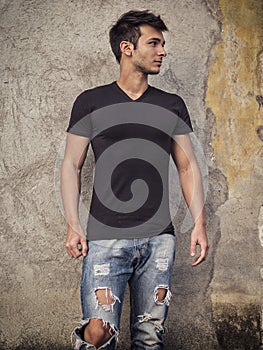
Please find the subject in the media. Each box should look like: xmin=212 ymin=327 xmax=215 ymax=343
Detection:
xmin=190 ymin=224 xmax=209 ymax=266
xmin=65 ymin=226 xmax=88 ymax=259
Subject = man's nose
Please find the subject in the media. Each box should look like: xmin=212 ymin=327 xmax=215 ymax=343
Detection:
xmin=159 ymin=47 xmax=167 ymax=57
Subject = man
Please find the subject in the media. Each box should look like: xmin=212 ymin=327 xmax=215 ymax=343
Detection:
xmin=61 ymin=10 xmax=208 ymax=350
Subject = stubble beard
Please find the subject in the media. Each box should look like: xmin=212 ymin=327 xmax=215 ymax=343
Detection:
xmin=133 ymin=56 xmax=161 ymax=76
xmin=137 ymin=64 xmax=161 ymax=76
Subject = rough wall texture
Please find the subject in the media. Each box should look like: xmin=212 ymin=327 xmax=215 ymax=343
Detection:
xmin=0 ymin=0 xmax=262 ymax=349
xmin=205 ymin=0 xmax=263 ymax=348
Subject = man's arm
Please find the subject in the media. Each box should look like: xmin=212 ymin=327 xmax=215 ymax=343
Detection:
xmin=171 ymin=134 xmax=209 ymax=266
xmin=60 ymin=133 xmax=90 ymax=258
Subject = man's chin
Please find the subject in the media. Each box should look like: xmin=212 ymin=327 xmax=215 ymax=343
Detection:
xmin=148 ymin=69 xmax=161 ymax=75
xmin=140 ymin=67 xmax=161 ymax=75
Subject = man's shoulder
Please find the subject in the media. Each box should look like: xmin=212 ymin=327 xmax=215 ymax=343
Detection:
xmin=150 ymin=86 xmax=184 ymax=101
xmin=76 ymin=82 xmax=115 ymax=100
xmin=149 ymin=86 xmax=186 ymax=109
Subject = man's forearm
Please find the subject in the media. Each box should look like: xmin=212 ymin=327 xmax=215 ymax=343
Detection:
xmin=178 ymin=161 xmax=206 ymax=226
xmin=61 ymin=160 xmax=82 ymax=230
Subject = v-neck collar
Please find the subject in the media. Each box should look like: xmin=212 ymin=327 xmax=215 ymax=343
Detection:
xmin=113 ymin=81 xmax=151 ymax=102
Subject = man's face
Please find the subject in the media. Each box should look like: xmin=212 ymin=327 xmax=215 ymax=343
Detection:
xmin=131 ymin=25 xmax=167 ymax=75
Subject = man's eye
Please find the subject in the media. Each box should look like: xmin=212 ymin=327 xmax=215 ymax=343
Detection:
xmin=149 ymin=42 xmax=157 ymax=46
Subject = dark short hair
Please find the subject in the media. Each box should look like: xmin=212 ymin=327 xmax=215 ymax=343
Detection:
xmin=109 ymin=10 xmax=168 ymax=63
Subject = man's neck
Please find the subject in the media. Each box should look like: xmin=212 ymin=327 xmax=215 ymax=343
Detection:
xmin=117 ymin=70 xmax=149 ymax=101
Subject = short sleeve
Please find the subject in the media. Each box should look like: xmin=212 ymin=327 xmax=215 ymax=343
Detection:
xmin=172 ymin=97 xmax=193 ymax=135
xmin=67 ymin=91 xmax=92 ymax=138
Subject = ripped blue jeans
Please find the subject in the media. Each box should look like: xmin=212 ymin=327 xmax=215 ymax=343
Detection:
xmin=73 ymin=234 xmax=176 ymax=350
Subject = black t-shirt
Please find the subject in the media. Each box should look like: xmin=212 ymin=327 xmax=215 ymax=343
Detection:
xmin=67 ymin=81 xmax=193 ymax=240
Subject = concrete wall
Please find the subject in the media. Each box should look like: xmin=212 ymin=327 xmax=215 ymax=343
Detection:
xmin=0 ymin=0 xmax=262 ymax=349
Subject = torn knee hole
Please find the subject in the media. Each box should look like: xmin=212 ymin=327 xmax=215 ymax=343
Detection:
xmin=95 ymin=288 xmax=114 ymax=305
xmin=95 ymin=288 xmax=121 ymax=312
xmin=86 ymin=318 xmax=113 ymax=333
xmin=82 ymin=318 xmax=119 ymax=347
xmin=154 ymin=285 xmax=172 ymax=305
xmin=156 ymin=288 xmax=167 ymax=302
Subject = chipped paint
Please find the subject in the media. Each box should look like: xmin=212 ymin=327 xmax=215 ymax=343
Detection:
xmin=206 ymin=0 xmax=263 ymax=191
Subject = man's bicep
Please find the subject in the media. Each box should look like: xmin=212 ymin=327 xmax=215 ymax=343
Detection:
xmin=171 ymin=134 xmax=196 ymax=169
xmin=64 ymin=133 xmax=90 ymax=169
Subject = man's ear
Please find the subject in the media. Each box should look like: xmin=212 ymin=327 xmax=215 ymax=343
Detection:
xmin=119 ymin=41 xmax=134 ymax=58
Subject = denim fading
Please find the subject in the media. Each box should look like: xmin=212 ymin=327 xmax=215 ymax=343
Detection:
xmin=73 ymin=233 xmax=176 ymax=350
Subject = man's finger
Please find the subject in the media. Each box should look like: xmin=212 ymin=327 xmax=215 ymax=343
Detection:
xmin=192 ymin=253 xmax=204 ymax=266
xmin=71 ymin=245 xmax=82 ymax=258
xmin=190 ymin=240 xmax=196 ymax=257
xmin=66 ymin=244 xmax=81 ymax=259
xmin=192 ymin=247 xmax=207 ymax=266
xmin=192 ymin=257 xmax=202 ymax=266
xmin=80 ymin=239 xmax=88 ymax=257
xmin=66 ymin=244 xmax=73 ymax=258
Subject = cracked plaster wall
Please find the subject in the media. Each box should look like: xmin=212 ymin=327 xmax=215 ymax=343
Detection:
xmin=0 ymin=0 xmax=262 ymax=349
xmin=206 ymin=0 xmax=263 ymax=348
